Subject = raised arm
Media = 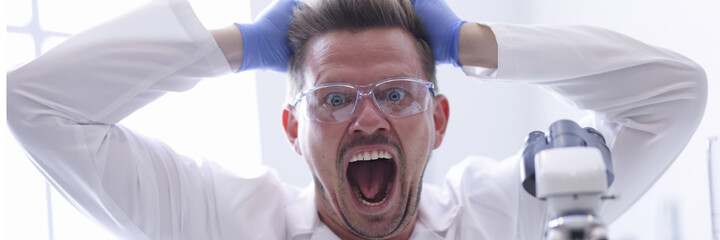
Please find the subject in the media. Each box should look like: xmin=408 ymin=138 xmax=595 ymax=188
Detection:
xmin=213 ymin=0 xmax=297 ymax=72
xmin=472 ymin=22 xmax=707 ymax=220
xmin=412 ymin=0 xmax=707 ymax=237
xmin=457 ymin=22 xmax=497 ymax=69
xmin=7 ymin=0 xmax=295 ymax=238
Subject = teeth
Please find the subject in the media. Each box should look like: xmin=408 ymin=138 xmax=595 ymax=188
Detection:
xmin=349 ymin=150 xmax=393 ymax=162
xmin=352 ymin=181 xmax=394 ymax=207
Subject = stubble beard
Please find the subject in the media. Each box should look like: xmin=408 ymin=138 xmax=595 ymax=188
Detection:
xmin=325 ymin=134 xmax=428 ymax=239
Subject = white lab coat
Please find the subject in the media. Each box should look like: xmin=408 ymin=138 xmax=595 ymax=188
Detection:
xmin=6 ymin=0 xmax=707 ymax=239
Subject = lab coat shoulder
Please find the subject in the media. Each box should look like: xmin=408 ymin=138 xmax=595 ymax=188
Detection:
xmin=94 ymin=125 xmax=292 ymax=239
xmin=206 ymin=157 xmax=297 ymax=239
xmin=460 ymin=23 xmax=707 ymax=223
xmin=418 ymin=155 xmax=546 ymax=239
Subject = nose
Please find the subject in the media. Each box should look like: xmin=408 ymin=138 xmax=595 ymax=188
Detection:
xmin=348 ymin=97 xmax=390 ymax=136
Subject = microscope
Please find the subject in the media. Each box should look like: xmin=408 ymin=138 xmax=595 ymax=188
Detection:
xmin=522 ymin=120 xmax=615 ymax=240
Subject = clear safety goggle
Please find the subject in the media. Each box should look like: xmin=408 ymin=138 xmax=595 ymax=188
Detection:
xmin=293 ymin=78 xmax=436 ymax=123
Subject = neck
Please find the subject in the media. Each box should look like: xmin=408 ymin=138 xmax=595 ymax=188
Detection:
xmin=317 ymin=206 xmax=418 ymax=240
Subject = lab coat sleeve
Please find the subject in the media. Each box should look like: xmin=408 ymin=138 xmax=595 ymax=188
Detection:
xmin=7 ymin=0 xmax=289 ymax=239
xmin=461 ymin=24 xmax=707 ymax=236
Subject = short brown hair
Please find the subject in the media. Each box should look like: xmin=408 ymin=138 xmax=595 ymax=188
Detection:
xmin=285 ymin=0 xmax=436 ymax=104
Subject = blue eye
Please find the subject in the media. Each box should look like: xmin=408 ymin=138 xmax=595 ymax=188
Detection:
xmin=387 ymin=88 xmax=406 ymax=102
xmin=325 ymin=93 xmax=346 ymax=106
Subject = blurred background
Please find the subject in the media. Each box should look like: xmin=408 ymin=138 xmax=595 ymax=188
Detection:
xmin=3 ymin=0 xmax=718 ymax=239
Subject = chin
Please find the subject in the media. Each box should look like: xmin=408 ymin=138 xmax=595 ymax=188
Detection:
xmin=340 ymin=176 xmax=422 ymax=239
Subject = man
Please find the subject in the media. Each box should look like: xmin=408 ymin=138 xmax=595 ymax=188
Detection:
xmin=7 ymin=0 xmax=707 ymax=239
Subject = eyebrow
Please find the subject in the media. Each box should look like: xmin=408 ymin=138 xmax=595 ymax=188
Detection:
xmin=315 ymin=73 xmax=415 ymax=85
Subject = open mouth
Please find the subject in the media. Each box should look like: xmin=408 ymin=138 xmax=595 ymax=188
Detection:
xmin=346 ymin=150 xmax=397 ymax=207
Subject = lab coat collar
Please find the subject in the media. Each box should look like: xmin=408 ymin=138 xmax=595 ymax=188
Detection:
xmin=285 ymin=182 xmax=322 ymax=239
xmin=416 ymin=184 xmax=460 ymax=237
xmin=285 ymin=182 xmax=460 ymax=239
xmin=283 ymin=182 xmax=343 ymax=240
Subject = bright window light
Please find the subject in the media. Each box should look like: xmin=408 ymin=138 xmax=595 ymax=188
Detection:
xmin=37 ymin=0 xmax=148 ymax=33
xmin=6 ymin=0 xmax=32 ymax=27
xmin=6 ymin=33 xmax=36 ymax=69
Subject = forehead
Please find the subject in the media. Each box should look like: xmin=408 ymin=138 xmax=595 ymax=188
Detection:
xmin=303 ymin=28 xmax=425 ymax=87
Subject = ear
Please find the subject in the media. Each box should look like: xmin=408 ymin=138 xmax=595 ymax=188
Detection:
xmin=282 ymin=105 xmax=303 ymax=155
xmin=432 ymin=94 xmax=450 ymax=149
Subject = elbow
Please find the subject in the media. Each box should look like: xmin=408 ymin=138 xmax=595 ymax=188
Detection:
xmin=7 ymin=71 xmax=66 ymax=149
xmin=608 ymin=59 xmax=708 ymax=136
xmin=6 ymin=70 xmax=33 ymax=135
xmin=689 ymin=62 xmax=708 ymax=128
xmin=690 ymin=62 xmax=708 ymax=102
xmin=7 ymin=71 xmax=25 ymax=125
xmin=682 ymin=60 xmax=708 ymax=125
xmin=6 ymin=70 xmax=52 ymax=138
xmin=655 ymin=60 xmax=707 ymax=137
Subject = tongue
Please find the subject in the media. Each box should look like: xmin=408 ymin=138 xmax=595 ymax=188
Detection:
xmin=348 ymin=159 xmax=394 ymax=201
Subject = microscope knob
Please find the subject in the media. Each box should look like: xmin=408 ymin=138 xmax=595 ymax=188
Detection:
xmin=584 ymin=127 xmax=606 ymax=144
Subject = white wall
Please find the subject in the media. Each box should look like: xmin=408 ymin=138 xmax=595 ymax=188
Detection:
xmin=254 ymin=0 xmax=719 ymax=239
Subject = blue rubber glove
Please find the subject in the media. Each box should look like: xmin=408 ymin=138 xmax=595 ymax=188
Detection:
xmin=235 ymin=0 xmax=298 ymax=72
xmin=410 ymin=0 xmax=465 ymax=66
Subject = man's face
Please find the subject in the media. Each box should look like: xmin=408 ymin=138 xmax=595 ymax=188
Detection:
xmin=283 ymin=28 xmax=449 ymax=239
